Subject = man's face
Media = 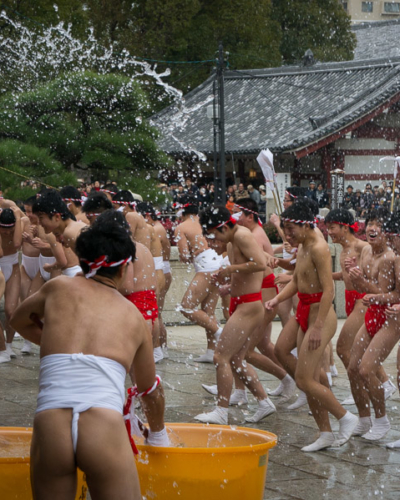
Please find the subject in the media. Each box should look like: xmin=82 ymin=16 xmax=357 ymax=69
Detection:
xmin=37 ymin=212 xmax=60 ymax=234
xmin=318 ymin=185 xmax=323 ymax=191
xmin=326 ymin=223 xmax=345 ymax=243
xmin=238 ymin=184 xmax=244 ymax=191
xmin=366 ymin=219 xmax=385 ymax=247
xmin=283 ymin=221 xmax=306 ymax=245
xmin=310 ymin=183 xmax=315 ymax=190
xmin=0 ymin=225 xmax=15 ymax=236
xmin=283 ymin=194 xmax=293 ymax=210
xmin=207 ymin=227 xmax=226 ymax=243
xmin=347 ymin=187 xmax=353 ymax=194
xmin=24 ymin=205 xmax=39 ymax=225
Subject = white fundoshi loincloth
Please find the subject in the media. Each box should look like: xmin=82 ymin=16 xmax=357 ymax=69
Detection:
xmin=193 ymin=248 xmax=222 ymax=273
xmin=36 ymin=353 xmax=126 ymax=452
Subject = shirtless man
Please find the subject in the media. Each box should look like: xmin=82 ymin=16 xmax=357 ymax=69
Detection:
xmin=60 ymin=186 xmax=90 ymax=224
xmin=137 ymin=202 xmax=171 ymax=353
xmin=33 ymin=190 xmax=87 ymax=276
xmin=347 ymin=208 xmax=397 ymax=441
xmin=100 ymin=182 xmax=119 ymax=201
xmin=0 ymin=207 xmax=23 ymax=359
xmin=266 ymin=202 xmax=358 ymax=451
xmin=326 ymin=208 xmax=394 ymax=405
xmin=195 ymin=206 xmax=276 ymax=424
xmin=381 ymin=212 xmax=400 ymax=448
xmin=82 ymin=192 xmax=113 ymax=226
xmin=10 ymin=214 xmax=167 ymax=500
xmin=232 ymin=198 xmax=295 ymax=401
xmin=112 ymin=191 xmax=151 ymax=250
xmin=174 ymin=196 xmax=222 ymax=362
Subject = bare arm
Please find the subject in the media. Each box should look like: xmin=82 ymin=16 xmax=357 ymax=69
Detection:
xmin=9 ymin=284 xmax=48 ymax=344
xmin=226 ymin=231 xmax=266 ymax=275
xmin=351 ymin=254 xmax=395 ymax=294
xmin=12 ymin=208 xmax=23 ymax=249
xmin=312 ymin=245 xmax=335 ymax=329
xmin=129 ymin=318 xmax=165 ymax=432
xmin=332 ymin=271 xmax=343 ymax=281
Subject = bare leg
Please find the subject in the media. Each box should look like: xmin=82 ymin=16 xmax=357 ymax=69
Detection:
xmin=347 ymin=325 xmax=371 ymax=418
xmin=358 ymin=323 xmax=400 ymax=418
xmin=274 ymin=316 xmax=299 ymax=379
xmin=20 ymin=266 xmax=32 ymax=302
xmin=180 ymin=272 xmax=220 ymax=336
xmin=5 ymin=265 xmax=21 ymax=343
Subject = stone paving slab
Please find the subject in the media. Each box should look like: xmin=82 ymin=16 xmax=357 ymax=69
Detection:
xmin=0 ymin=320 xmax=399 ymax=499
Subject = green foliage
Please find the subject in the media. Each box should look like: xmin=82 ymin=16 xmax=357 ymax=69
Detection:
xmin=0 ymin=72 xmax=171 ymax=195
xmin=264 ymin=222 xmax=281 ymax=244
xmin=271 ymin=0 xmax=356 ymax=63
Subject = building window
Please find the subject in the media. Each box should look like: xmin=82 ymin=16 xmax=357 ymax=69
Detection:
xmin=362 ymin=1 xmax=373 ymax=12
xmin=341 ymin=1 xmax=348 ymax=10
xmin=384 ymin=2 xmax=400 ymax=12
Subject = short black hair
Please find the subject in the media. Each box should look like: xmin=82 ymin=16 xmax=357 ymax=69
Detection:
xmin=82 ymin=193 xmax=113 ymax=214
xmin=234 ymin=198 xmax=259 ymax=222
xmin=281 ymin=202 xmax=315 ymax=229
xmin=365 ymin=207 xmax=390 ymax=227
xmin=179 ymin=194 xmax=199 ymax=215
xmin=199 ymin=205 xmax=234 ymax=233
xmin=136 ymin=202 xmax=156 ymax=219
xmin=24 ymin=195 xmax=38 ymax=207
xmin=76 ymin=209 xmax=135 ymax=278
xmin=60 ymin=186 xmax=82 ymax=207
xmin=112 ymin=190 xmax=136 ymax=207
xmin=325 ymin=208 xmax=356 ymax=234
xmin=32 ymin=190 xmax=73 ymax=221
xmin=297 ymin=197 xmax=319 ymax=217
xmin=0 ymin=208 xmax=16 ymax=227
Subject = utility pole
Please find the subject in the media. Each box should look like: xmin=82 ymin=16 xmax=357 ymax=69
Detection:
xmin=211 ymin=43 xmax=227 ymax=205
xmin=217 ymin=42 xmax=226 ymax=204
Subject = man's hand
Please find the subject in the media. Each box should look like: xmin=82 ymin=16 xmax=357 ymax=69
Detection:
xmin=386 ymin=304 xmax=400 ymax=317
xmin=30 ymin=237 xmax=50 ymax=250
xmin=269 ymin=213 xmax=280 ymax=228
xmin=265 ymin=253 xmax=278 ymax=269
xmin=211 ymin=267 xmax=231 ymax=285
xmin=362 ymin=294 xmax=378 ymax=306
xmin=348 ymin=266 xmax=364 ymax=288
xmin=265 ymin=297 xmax=279 ymax=311
xmin=308 ymin=325 xmax=322 ymax=351
xmin=344 ymin=256 xmax=357 ymax=272
xmin=275 ymin=273 xmax=292 ymax=285
xmin=219 ymin=284 xmax=231 ymax=297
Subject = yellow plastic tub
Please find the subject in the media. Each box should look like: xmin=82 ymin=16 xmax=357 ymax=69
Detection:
xmin=0 ymin=427 xmax=87 ymax=500
xmin=135 ymin=423 xmax=277 ymax=500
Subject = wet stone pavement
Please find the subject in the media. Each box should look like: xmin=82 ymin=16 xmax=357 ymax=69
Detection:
xmin=1 ymin=320 xmax=400 ymax=500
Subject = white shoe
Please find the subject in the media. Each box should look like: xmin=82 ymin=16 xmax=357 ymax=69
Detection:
xmin=194 ymin=350 xmax=214 ymax=363
xmin=287 ymin=391 xmax=308 ymax=410
xmin=229 ymin=390 xmax=248 ymax=406
xmin=5 ymin=344 xmax=16 ymax=359
xmin=334 ymin=412 xmax=359 ymax=446
xmin=384 ymin=379 xmax=397 ymax=400
xmin=331 ymin=364 xmax=339 ymax=377
xmin=352 ymin=417 xmax=372 ymax=436
xmin=386 ymin=439 xmax=400 ymax=449
xmin=194 ymin=407 xmax=228 ymax=425
xmin=267 ymin=381 xmax=284 ymax=396
xmin=245 ymin=399 xmax=276 ymax=423
xmin=14 ymin=332 xmax=22 ymax=339
xmin=302 ymin=433 xmax=335 ymax=452
xmin=202 ymin=384 xmax=218 ymax=396
xmin=0 ymin=350 xmax=11 ymax=364
xmin=362 ymin=417 xmax=390 ymax=441
xmin=280 ymin=375 xmax=296 ymax=400
xmin=21 ymin=341 xmax=31 ymax=355
xmin=153 ymin=347 xmax=164 ymax=364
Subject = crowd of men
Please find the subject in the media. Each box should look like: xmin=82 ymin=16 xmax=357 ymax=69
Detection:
xmin=1 ymin=180 xmax=400 ymax=498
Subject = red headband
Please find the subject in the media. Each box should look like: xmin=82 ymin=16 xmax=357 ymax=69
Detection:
xmin=62 ymin=198 xmax=82 ymax=203
xmin=281 ymin=217 xmax=315 ymax=225
xmin=81 ymin=255 xmax=132 ymax=278
xmin=0 ymin=222 xmax=15 ymax=227
xmin=330 ymin=221 xmax=359 ymax=233
xmin=285 ymin=190 xmax=297 ymax=199
xmin=214 ymin=216 xmax=237 ymax=229
xmin=234 ymin=204 xmax=263 ymax=227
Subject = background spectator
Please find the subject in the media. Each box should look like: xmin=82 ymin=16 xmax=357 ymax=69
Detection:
xmin=306 ymin=180 xmax=317 ymax=201
xmin=247 ymin=184 xmax=261 ymax=208
xmin=185 ymin=178 xmax=199 ymax=195
xmin=259 ymin=185 xmax=267 ymax=215
xmin=235 ymin=183 xmax=248 ymax=201
xmin=344 ymin=185 xmax=356 ymax=209
xmin=315 ymin=183 xmax=329 ymax=208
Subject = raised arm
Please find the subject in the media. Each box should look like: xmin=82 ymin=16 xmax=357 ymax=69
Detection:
xmin=174 ymin=226 xmax=191 ymax=263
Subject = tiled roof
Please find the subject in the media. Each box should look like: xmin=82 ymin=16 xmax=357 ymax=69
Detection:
xmin=153 ymin=58 xmax=400 ymax=156
xmin=353 ymin=19 xmax=400 ymax=61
